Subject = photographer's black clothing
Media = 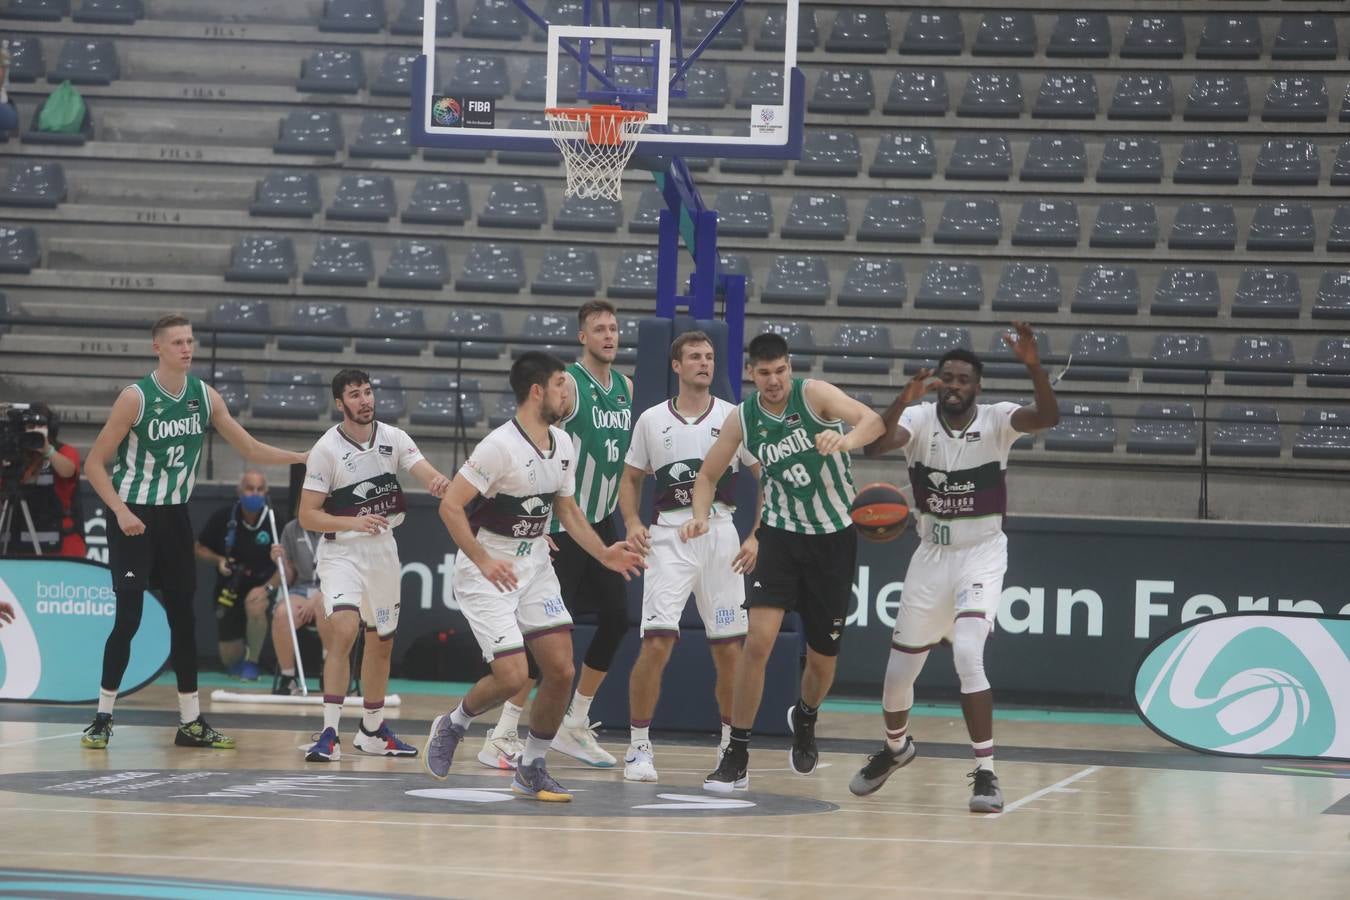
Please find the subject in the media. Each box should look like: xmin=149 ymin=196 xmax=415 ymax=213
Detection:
xmin=199 ymin=504 xmax=277 ymax=642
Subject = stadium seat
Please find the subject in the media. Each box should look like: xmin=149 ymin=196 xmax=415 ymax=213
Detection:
xmin=1044 ymin=401 xmax=1116 ymax=453
xmin=456 ymin=242 xmax=526 ymax=293
xmin=1212 ymin=405 xmax=1282 ymax=458
xmin=1263 ymin=76 xmax=1328 ymax=122
xmin=1047 ymin=14 xmax=1111 ymax=58
xmin=1021 ymin=134 xmax=1086 ymax=182
xmin=609 ymin=250 xmax=658 ymax=298
xmin=3 ymin=0 xmax=68 ymax=21
xmin=1120 ymin=15 xmax=1184 ymax=58
xmin=1185 ymin=76 xmax=1250 ymax=121
xmin=253 ymin=370 xmax=324 ymax=420
xmin=249 ymin=171 xmax=320 ymax=218
xmin=517 ymin=311 xmax=578 ymax=360
xmin=319 ymin=0 xmax=384 ymax=33
xmin=350 ymin=113 xmax=412 ymax=159
xmin=1066 ymin=331 xmax=1132 ymax=382
xmin=304 ymin=236 xmax=375 ymax=286
xmin=869 ymin=132 xmax=936 ymax=178
xmin=738 ymin=67 xmax=784 ymax=108
xmin=824 ymin=324 xmax=894 ymax=375
xmin=1143 ymin=334 xmax=1213 ymax=385
xmin=781 ymin=193 xmax=849 ymax=240
xmin=1327 ymin=206 xmax=1350 ymax=252
xmin=904 ymin=325 xmax=973 ymax=375
xmin=762 ymin=255 xmax=831 ymax=305
xmin=402 ymin=176 xmax=470 ymax=225
xmin=1292 ymin=407 xmax=1350 ymax=459
xmin=1309 ymin=338 xmax=1350 ymax=388
xmin=1238 ymin=261 xmax=1311 ymax=321
xmin=720 ymin=154 xmax=786 ymax=176
xmin=463 ymin=0 xmax=526 ymax=39
xmin=275 ymin=110 xmax=343 ymax=156
xmin=532 ymin=246 xmax=601 ymax=297
xmin=0 ymin=224 xmax=37 ymax=274
xmin=49 ymin=38 xmax=118 ymax=85
xmin=1013 ymin=198 xmax=1080 ymax=247
xmin=347 ymin=375 xmax=403 ymax=422
xmin=278 ymin=303 xmax=349 ymax=353
xmin=1252 ymin=140 xmax=1320 ymax=186
xmin=1090 ymin=200 xmax=1157 ymax=248
xmin=1152 ymin=267 xmax=1221 ymax=317
xmin=992 ymin=262 xmax=1061 ymax=312
xmin=206 ymin=300 xmax=270 ymax=349
xmin=225 ymin=234 xmax=295 ymax=283
xmin=496 ymin=115 xmax=553 ymax=162
xmin=412 ymin=376 xmax=483 ymax=428
xmin=518 ymin=56 xmax=578 ymax=103
xmin=915 ymin=260 xmax=983 ymax=311
xmin=1313 ymin=271 xmax=1350 ymax=319
xmin=958 ymin=71 xmax=1023 ymax=117
xmin=380 ymin=240 xmax=450 ymax=290
xmin=825 ymin=9 xmax=891 ymax=53
xmin=479 ymin=180 xmax=547 ymax=229
xmin=1127 ymin=403 xmax=1198 ymax=455
xmin=839 ymin=258 xmax=906 ymax=308
xmin=1174 ymin=138 xmax=1241 ymax=184
xmin=1034 ymin=72 xmax=1099 ymax=119
xmin=947 ymin=134 xmax=1012 ymax=180
xmin=1072 ymin=265 xmax=1140 ymax=314
xmin=298 ymin=49 xmax=364 ymax=93
xmin=555 ymin=196 xmax=621 ymax=232
xmin=535 ymin=0 xmax=585 ymax=39
xmin=1336 ymin=143 xmax=1350 ymax=186
xmin=758 ymin=320 xmax=816 ymax=368
xmin=1273 ymin=16 xmax=1337 ymax=61
xmin=973 ymin=12 xmax=1037 ymax=57
xmin=445 ymin=54 xmax=510 ymax=99
xmin=857 ymin=195 xmax=924 ymax=243
xmin=1168 ymin=201 xmax=1237 ymax=251
xmin=714 ymin=189 xmax=773 ymax=238
xmin=629 ymin=188 xmax=664 ymax=235
xmin=1247 ymin=203 xmax=1315 ymax=252
xmin=5 ymin=37 xmax=45 ymax=82
xmin=0 ymin=160 xmax=66 ymax=208
xmin=390 ymin=0 xmax=458 ymax=36
xmin=1197 ymin=15 xmax=1261 ymax=60
xmin=675 ymin=64 xmax=730 ymax=109
xmin=983 ymin=329 xmax=1052 ymax=379
xmin=883 ymin=70 xmax=949 ymax=116
xmin=810 ymin=67 xmax=874 ymax=114
xmin=796 ymin=130 xmax=861 ymax=177
xmin=197 ymin=367 xmax=248 ymax=416
xmin=1108 ymin=74 xmax=1173 ymax=120
xmin=1096 ymin=136 xmax=1162 ymax=183
xmin=935 ymin=197 xmax=1002 ymax=245
xmin=756 ymin=7 xmax=818 ymax=51
xmin=372 ymin=51 xmax=419 ymax=96
xmin=1226 ymin=335 xmax=1295 ymax=387
xmin=685 ymin=3 xmax=746 ymax=50
xmin=436 ymin=309 xmax=505 ymax=359
xmin=328 ymin=174 xmax=395 ymax=222
xmin=717 ymin=253 xmax=755 ymax=298
xmin=354 ymin=307 xmax=426 ymax=356
xmin=900 ymin=9 xmax=963 ymax=55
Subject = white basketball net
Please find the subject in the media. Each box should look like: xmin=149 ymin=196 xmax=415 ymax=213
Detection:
xmin=545 ymin=107 xmax=649 ymax=201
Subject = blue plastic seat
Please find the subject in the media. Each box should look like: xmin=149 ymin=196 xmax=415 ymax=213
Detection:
xmin=319 ymin=0 xmax=384 ymax=33
xmin=1253 ymin=140 xmax=1320 ymax=186
xmin=1048 ymin=14 xmax=1111 ymax=58
xmin=992 ymin=262 xmax=1061 ymax=312
xmin=839 ymin=258 xmax=906 ymax=308
xmin=958 ymin=71 xmax=1024 ymax=118
xmin=905 ymin=325 xmax=973 ymax=374
xmin=5 ymin=37 xmax=45 ymax=82
xmin=372 ymin=51 xmax=419 ymax=96
xmin=436 ymin=309 xmax=506 ymax=359
xmin=1143 ymin=334 xmax=1213 ymax=385
xmin=825 ymin=9 xmax=891 ymax=53
xmin=1293 ymin=407 xmax=1350 ymax=459
xmin=1034 ymin=72 xmax=1098 ymax=119
xmin=517 ymin=311 xmax=578 ymax=360
xmin=1313 ymin=271 xmax=1350 ymax=320
xmin=1072 ymin=265 xmax=1139 ymax=314
xmin=824 ymin=324 xmax=895 ymax=375
xmin=353 ymin=308 xmax=425 ymax=357
xmin=1152 ymin=267 xmax=1221 ymax=317
xmin=1174 ymin=138 xmax=1241 ymax=185
xmin=857 ymin=195 xmax=924 ymax=243
xmin=391 ymin=0 xmax=458 ymax=36
xmin=1065 ymin=331 xmax=1132 ymax=382
xmin=1127 ymin=403 xmax=1198 ymax=455
xmin=1185 ymin=76 xmax=1250 ymax=121
xmin=304 ymin=236 xmax=374 ymax=286
xmin=1197 ymin=16 xmax=1262 ymax=60
xmin=797 ymin=130 xmax=861 ymax=177
xmin=983 ymin=329 xmax=1053 ymax=379
xmin=1013 ymin=198 xmax=1080 ymax=247
xmin=402 ymin=176 xmax=469 ymax=225
xmin=298 ymin=49 xmax=364 ymax=94
xmin=225 ymin=234 xmax=295 ymax=283
xmin=328 ymin=174 xmax=395 ymax=222
xmin=1090 ymin=200 xmax=1157 ymax=248
xmin=756 ymin=7 xmax=818 ymax=51
xmin=1274 ymin=16 xmax=1337 ymax=61
xmin=973 ymin=12 xmax=1037 ymax=57
xmin=275 ymin=110 xmax=342 ymax=156
xmin=810 ymin=67 xmax=874 ymax=114
xmin=781 ymin=193 xmax=849 ymax=241
xmin=1232 ymin=268 xmax=1302 ymax=319
xmin=446 ymin=54 xmax=511 ymax=99
xmin=0 ymin=160 xmax=66 ymax=208
xmin=412 ymin=376 xmax=483 ymax=428
xmin=457 ymin=242 xmax=525 ymax=293
xmin=380 ymin=240 xmax=450 ymax=290
xmin=762 ymin=255 xmax=831 ymax=305
xmin=278 ymin=303 xmax=349 ymax=353
xmin=869 ymin=132 xmax=936 ymax=178
xmin=1097 ymin=136 xmax=1162 ymax=183
xmin=1121 ymin=15 xmax=1184 ymax=59
xmin=1247 ymin=203 xmax=1315 ymax=252
xmin=49 ymin=38 xmax=118 ymax=85
xmin=610 ymin=250 xmax=658 ymax=298
xmin=1108 ymin=74 xmax=1173 ymax=120
xmin=900 ymin=9 xmax=963 ymax=55
xmin=1021 ymin=134 xmax=1086 ymax=182
xmin=737 ymin=66 xmax=784 ymax=108
xmin=1263 ymin=76 xmax=1328 ymax=123
xmin=479 ymin=180 xmax=547 ymax=230
xmin=946 ymin=134 xmax=1012 ymax=180
xmin=714 ymin=189 xmax=773 ymax=238
xmin=684 ymin=3 xmax=746 ymax=50
xmin=1226 ymin=335 xmax=1295 ymax=387
xmin=531 ymin=246 xmax=600 ymax=297
xmin=915 ymin=260 xmax=983 ymax=311
xmin=249 ymin=171 xmax=320 ymax=218
xmin=3 ymin=0 xmax=68 ymax=21
xmin=1169 ymin=201 xmax=1237 ymax=251
xmin=1212 ymin=405 xmax=1282 ymax=458
xmin=463 ymin=0 xmax=526 ymax=39
xmin=883 ymin=70 xmax=948 ymax=116
xmin=254 ymin=370 xmax=324 ymax=420
xmin=1044 ymin=401 xmax=1116 ymax=453
xmin=935 ymin=197 xmax=1001 ymax=245
xmin=207 ymin=300 xmax=271 ymax=349
xmin=350 ymin=113 xmax=411 ymax=159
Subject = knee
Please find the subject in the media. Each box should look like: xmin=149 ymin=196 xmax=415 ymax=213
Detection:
xmin=598 ymin=606 xmax=629 ymax=635
xmin=639 ymin=635 xmax=675 ymax=663
xmin=245 ymin=596 xmax=268 ymax=618
xmin=953 ymin=636 xmax=989 ymax=694
xmin=543 ymin=656 xmax=576 ymax=688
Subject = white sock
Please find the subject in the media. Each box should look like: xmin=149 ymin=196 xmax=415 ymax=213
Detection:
xmin=522 ymin=730 xmax=551 ymax=766
xmin=362 ymin=703 xmax=383 ymax=733
xmin=281 ymin=667 xmax=296 ymax=677
xmin=563 ymin=691 xmax=593 ymax=727
xmin=885 ymin=724 xmax=909 ymax=754
xmin=494 ymin=701 xmax=523 ymax=737
xmin=177 ymin=692 xmax=199 ymax=725
xmin=323 ymin=699 xmax=342 ymax=732
xmin=720 ymin=721 xmax=731 ymax=747
xmin=630 ymin=725 xmax=650 ymax=746
xmin=973 ymin=739 xmax=995 ymax=772
xmin=450 ymin=701 xmax=476 ymax=730
xmin=98 ymin=688 xmax=117 ymax=716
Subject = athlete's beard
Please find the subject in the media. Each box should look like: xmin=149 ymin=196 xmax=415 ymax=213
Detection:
xmin=940 ymin=393 xmax=975 ymax=424
xmin=342 ymin=398 xmax=375 ymax=425
xmin=539 ymin=397 xmax=565 ymax=425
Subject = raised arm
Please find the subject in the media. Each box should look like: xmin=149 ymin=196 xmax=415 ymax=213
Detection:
xmin=208 ymin=386 xmax=308 ymax=466
xmin=866 ymin=368 xmax=938 ymax=458
xmin=85 ymin=387 xmax=146 ymax=536
xmin=803 ymin=379 xmax=886 ymax=456
xmin=680 ymin=411 xmax=744 ymax=542
xmin=1004 ymin=322 xmax=1061 ymax=433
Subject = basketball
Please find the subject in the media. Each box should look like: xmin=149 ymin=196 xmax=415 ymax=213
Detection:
xmin=849 ymin=482 xmax=910 ymax=542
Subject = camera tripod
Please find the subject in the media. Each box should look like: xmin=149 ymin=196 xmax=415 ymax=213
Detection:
xmin=0 ymin=472 xmax=43 ymax=557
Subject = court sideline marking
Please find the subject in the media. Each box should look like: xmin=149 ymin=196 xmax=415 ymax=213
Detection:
xmin=986 ymin=766 xmax=1102 ymax=818
xmin=0 ymin=730 xmax=84 ymax=750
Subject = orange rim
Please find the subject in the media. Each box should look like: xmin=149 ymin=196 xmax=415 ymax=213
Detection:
xmin=545 ymin=104 xmax=648 ymax=146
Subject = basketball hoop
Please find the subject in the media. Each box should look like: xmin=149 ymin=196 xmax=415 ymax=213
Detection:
xmin=545 ymin=104 xmax=649 ymax=201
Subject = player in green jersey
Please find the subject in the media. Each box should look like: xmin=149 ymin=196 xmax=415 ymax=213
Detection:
xmin=683 ymin=332 xmax=884 ymax=792
xmin=79 ymin=314 xmax=307 ymax=751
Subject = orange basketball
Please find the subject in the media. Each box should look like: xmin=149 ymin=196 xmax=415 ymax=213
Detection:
xmin=849 ymin=482 xmax=910 ymax=542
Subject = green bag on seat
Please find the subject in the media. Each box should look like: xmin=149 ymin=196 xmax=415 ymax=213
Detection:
xmin=37 ymin=81 xmax=87 ymax=133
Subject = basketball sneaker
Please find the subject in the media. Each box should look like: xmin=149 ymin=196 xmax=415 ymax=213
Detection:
xmin=272 ymin=673 xmax=302 ymax=696
xmin=423 ymin=713 xmax=466 ymax=780
xmin=552 ymin=718 xmax=616 ymax=767
xmin=305 ymin=727 xmax=341 ymax=762
xmin=512 ymin=759 xmax=572 ymax=802
xmin=968 ymin=768 xmax=1004 ymax=813
xmin=80 ymin=713 xmax=113 ymax=749
xmin=353 ymin=722 xmax=418 ymax=757
xmin=175 ymin=716 xmax=236 ymax=749
xmin=848 ymin=739 xmax=918 ymax=797
xmin=786 ymin=703 xmax=818 ymax=775
xmin=477 ymin=729 xmax=524 ymax=770
xmin=623 ymin=742 xmax=658 ymax=783
xmin=703 ymin=748 xmax=749 ymax=794
xmin=228 ymin=659 xmax=261 ymax=682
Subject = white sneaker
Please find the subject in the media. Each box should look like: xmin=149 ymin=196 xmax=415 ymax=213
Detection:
xmin=717 ymin=733 xmax=730 ymax=765
xmin=551 ymin=718 xmax=617 ymax=767
xmin=477 ymin=729 xmax=524 ymax=770
xmin=623 ymin=742 xmax=658 ymax=782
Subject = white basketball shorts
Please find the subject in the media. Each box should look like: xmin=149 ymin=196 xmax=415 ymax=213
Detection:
xmin=315 ymin=534 xmax=402 ymax=638
xmin=892 ymin=532 xmax=1007 ymax=651
xmin=641 ymin=518 xmax=747 ymax=642
xmin=452 ymin=542 xmax=573 ymax=663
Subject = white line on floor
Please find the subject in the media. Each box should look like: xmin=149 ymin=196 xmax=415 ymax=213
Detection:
xmin=0 ymin=730 xmax=84 ymax=749
xmin=987 ymin=766 xmax=1102 ymax=819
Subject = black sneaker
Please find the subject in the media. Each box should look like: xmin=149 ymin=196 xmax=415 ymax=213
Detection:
xmin=848 ymin=739 xmax=918 ymax=796
xmin=273 ymin=674 xmax=300 ymax=696
xmin=80 ymin=713 xmax=113 ymax=749
xmin=175 ymin=716 xmax=236 ymax=749
xmin=703 ymin=748 xmax=749 ymax=794
xmin=968 ymin=767 xmax=1003 ymax=813
xmin=786 ymin=703 xmax=818 ymax=775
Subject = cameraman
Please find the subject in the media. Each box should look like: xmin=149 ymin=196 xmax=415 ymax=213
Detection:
xmin=1 ymin=403 xmax=85 ymax=558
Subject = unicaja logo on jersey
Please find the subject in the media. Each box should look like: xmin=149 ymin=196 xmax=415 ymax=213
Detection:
xmin=520 ymin=497 xmax=547 ymax=515
xmin=351 ymin=481 xmax=378 ymax=500
xmin=667 ymin=462 xmax=696 ymax=483
xmin=146 ymin=416 xmax=203 ymax=441
xmin=927 ymin=472 xmax=948 ymax=490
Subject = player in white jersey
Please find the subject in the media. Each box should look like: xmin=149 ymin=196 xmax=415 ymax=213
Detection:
xmin=616 ymin=331 xmax=762 ymax=782
xmin=848 ymin=323 xmax=1060 ymax=813
xmin=425 ymin=352 xmax=645 ymax=802
xmin=298 ymin=369 xmax=451 ymax=762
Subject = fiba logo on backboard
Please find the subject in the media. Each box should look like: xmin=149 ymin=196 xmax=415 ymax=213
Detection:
xmin=432 ymin=95 xmax=495 ymax=129
xmin=432 ymin=96 xmax=462 ymax=126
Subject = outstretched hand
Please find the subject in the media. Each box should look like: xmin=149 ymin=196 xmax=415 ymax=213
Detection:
xmin=601 ymin=540 xmax=647 ymax=581
xmin=900 ymin=367 xmax=940 ymax=405
xmin=1003 ymin=321 xmax=1041 ymax=368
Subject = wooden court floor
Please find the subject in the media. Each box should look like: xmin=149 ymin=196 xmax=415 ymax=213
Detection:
xmin=1 ymin=684 xmax=1346 ymax=900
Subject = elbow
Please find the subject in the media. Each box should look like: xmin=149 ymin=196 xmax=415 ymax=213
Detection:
xmin=1043 ymin=408 xmax=1061 ymax=429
